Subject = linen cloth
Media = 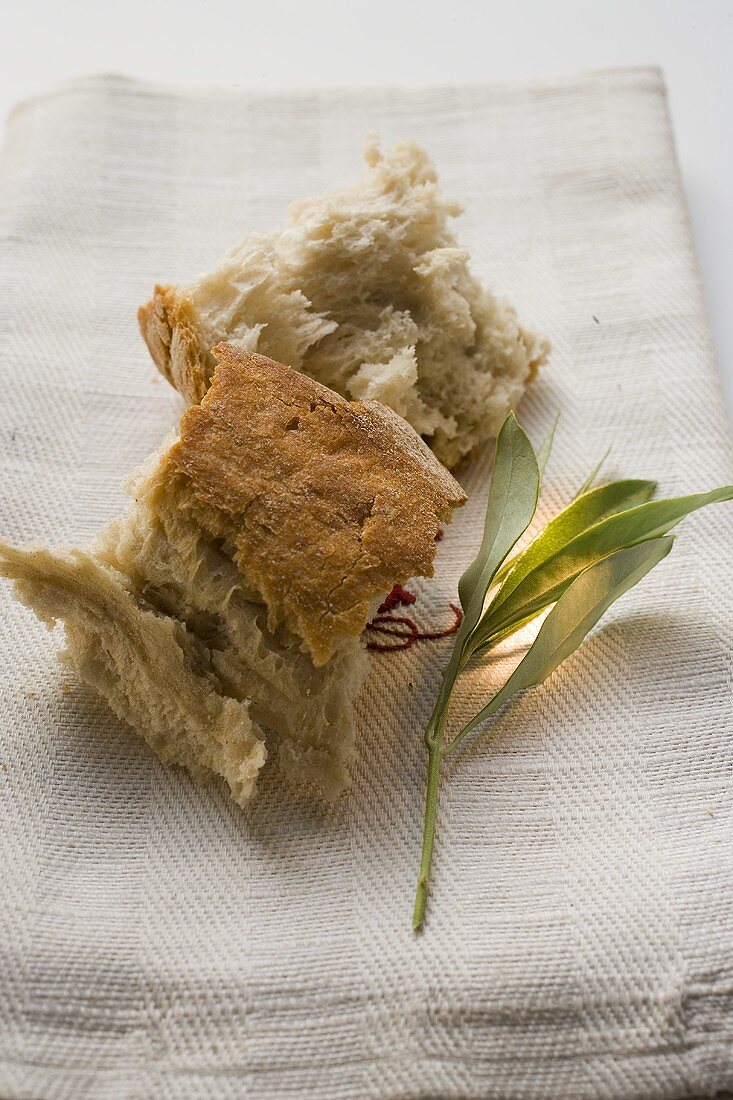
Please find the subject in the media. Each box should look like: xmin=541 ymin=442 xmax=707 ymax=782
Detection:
xmin=0 ymin=67 xmax=732 ymax=1100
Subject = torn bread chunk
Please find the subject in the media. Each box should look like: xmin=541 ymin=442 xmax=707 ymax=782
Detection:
xmin=0 ymin=543 xmax=268 ymax=804
xmin=139 ymin=136 xmax=549 ymax=469
xmin=0 ymin=346 xmax=465 ymax=804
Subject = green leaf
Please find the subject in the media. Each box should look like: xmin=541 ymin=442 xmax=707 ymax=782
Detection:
xmin=490 ymin=414 xmax=560 ymax=592
xmin=575 ymin=446 xmax=611 ymax=498
xmin=446 ymin=537 xmax=674 ymax=756
xmin=491 ymin=465 xmax=643 ymax=594
xmin=428 ymin=413 xmax=540 ymax=732
xmin=537 ymin=412 xmax=559 ymax=478
xmin=457 ymin=412 xmax=539 ymax=633
xmin=487 ymin=479 xmax=656 ymax=614
xmin=475 ymin=483 xmax=733 ymax=647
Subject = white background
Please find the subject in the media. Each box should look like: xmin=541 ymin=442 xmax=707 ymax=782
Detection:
xmin=2 ymin=0 xmax=731 ymax=414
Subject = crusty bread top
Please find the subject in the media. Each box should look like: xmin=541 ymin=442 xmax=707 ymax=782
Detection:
xmin=160 ymin=343 xmax=466 ymax=665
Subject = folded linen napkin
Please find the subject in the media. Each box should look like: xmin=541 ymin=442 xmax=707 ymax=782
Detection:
xmin=0 ymin=68 xmax=732 ymax=1100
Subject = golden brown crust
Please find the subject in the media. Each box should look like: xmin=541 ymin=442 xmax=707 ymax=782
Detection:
xmin=138 ymin=285 xmax=209 ymax=404
xmin=165 ymin=344 xmax=466 ymax=665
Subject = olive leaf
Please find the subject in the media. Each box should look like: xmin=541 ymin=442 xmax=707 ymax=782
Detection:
xmin=432 ymin=414 xmax=538 ymax=717
xmin=536 ymin=412 xmax=559 ymax=477
xmin=575 ymin=446 xmax=611 ymax=497
xmin=477 ymin=485 xmax=733 ymax=646
xmin=490 ymin=414 xmax=557 ymax=590
xmin=486 ymin=479 xmax=656 ymax=615
xmin=411 ymin=414 xmax=733 ymax=934
xmin=457 ymin=412 xmax=539 ymax=623
xmin=446 ymin=537 xmax=673 ymax=757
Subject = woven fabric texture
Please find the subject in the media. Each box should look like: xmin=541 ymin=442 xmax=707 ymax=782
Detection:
xmin=0 ymin=68 xmax=732 ymax=1100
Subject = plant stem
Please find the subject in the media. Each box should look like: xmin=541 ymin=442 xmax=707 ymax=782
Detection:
xmin=412 ymin=743 xmax=444 ymax=932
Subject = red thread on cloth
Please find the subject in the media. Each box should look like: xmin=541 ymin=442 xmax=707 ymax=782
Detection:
xmin=378 ymin=584 xmax=417 ymax=613
xmin=366 ymin=603 xmax=463 ymax=652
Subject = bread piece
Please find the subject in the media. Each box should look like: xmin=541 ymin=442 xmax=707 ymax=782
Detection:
xmin=0 ymin=542 xmax=268 ymax=804
xmin=0 ymin=346 xmax=464 ymax=804
xmin=164 ymin=343 xmax=466 ymax=665
xmin=95 ymin=486 xmax=368 ymax=798
xmin=139 ymin=136 xmax=549 ymax=469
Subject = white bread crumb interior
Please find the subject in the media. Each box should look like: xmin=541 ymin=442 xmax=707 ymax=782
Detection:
xmin=140 ymin=136 xmax=549 ymax=468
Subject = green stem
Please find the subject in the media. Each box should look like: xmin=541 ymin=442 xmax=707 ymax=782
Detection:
xmin=412 ymin=743 xmax=444 ymax=932
xmin=411 ymin=627 xmax=504 ymax=930
xmin=411 ymin=617 xmax=485 ymax=932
